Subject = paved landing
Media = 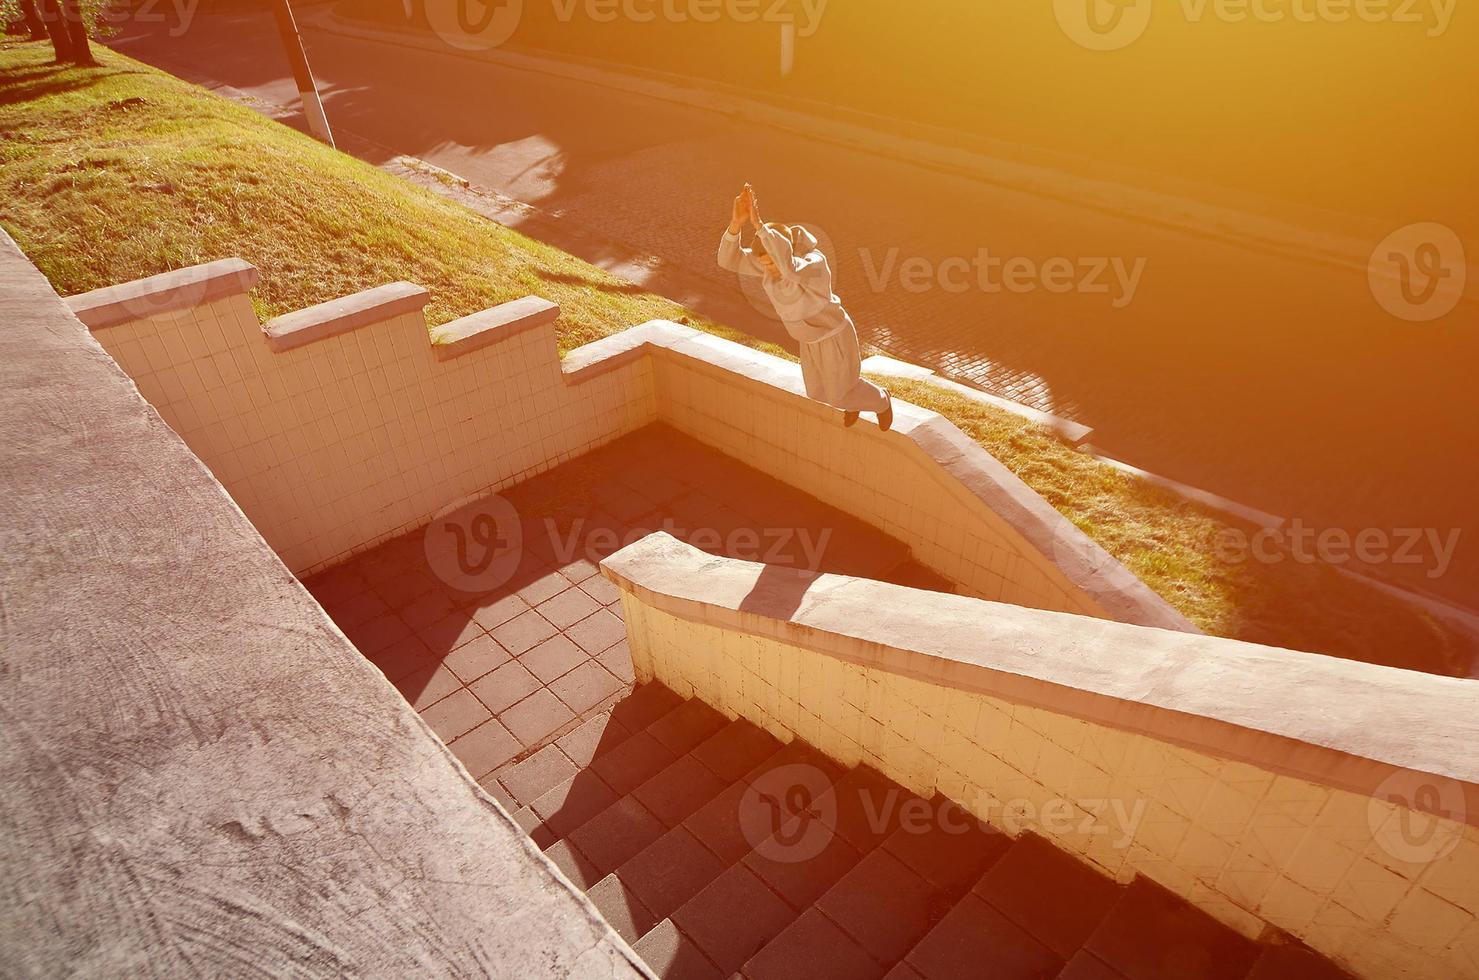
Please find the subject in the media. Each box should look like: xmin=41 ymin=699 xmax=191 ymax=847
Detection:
xmin=301 ymin=423 xmax=950 ymax=793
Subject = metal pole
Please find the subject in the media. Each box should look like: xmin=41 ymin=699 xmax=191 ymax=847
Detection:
xmin=272 ymin=0 xmax=335 ymax=148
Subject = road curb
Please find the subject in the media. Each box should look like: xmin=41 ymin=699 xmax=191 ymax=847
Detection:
xmin=862 ymin=354 xmax=1093 ymax=447
xmin=304 ymin=6 xmax=1396 ymax=280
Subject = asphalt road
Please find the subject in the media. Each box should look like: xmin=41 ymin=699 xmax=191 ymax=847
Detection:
xmin=104 ymin=1 xmax=1477 ymax=604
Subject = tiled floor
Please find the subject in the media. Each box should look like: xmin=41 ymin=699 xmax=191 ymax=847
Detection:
xmin=301 ymin=423 xmax=950 ymax=794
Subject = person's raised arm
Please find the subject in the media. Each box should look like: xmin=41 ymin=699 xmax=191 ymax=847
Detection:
xmin=718 ymin=185 xmax=762 ymax=275
xmin=748 ymin=186 xmax=816 ymax=282
xmin=729 ymin=185 xmax=750 ymax=236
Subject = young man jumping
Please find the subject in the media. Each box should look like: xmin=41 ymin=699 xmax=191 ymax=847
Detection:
xmin=718 ymin=184 xmax=893 ymax=430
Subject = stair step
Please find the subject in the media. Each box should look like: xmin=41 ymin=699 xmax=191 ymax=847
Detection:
xmin=564 ymin=794 xmax=668 ymax=882
xmin=903 ymin=893 xmax=1062 ymax=980
xmin=661 ymin=765 xmax=916 ymax=975
xmin=553 ymin=715 xmax=756 ymax=886
xmin=813 ymin=846 xmax=950 ymax=967
xmin=585 ymin=728 xmax=799 ymax=940
xmin=743 ymin=828 xmax=862 ymax=913
xmin=525 ymin=683 xmax=688 ymax=842
xmin=1245 ymin=942 xmax=1355 ymax=980
xmin=600 ymin=825 xmax=727 ymax=925
xmin=689 ymin=716 xmax=787 ymax=782
xmin=1058 ymin=950 xmax=1130 ymax=979
xmin=742 ymin=907 xmax=886 ymax=980
xmin=588 ymin=872 xmax=660 ymax=945
xmin=630 ymin=754 xmax=729 ymax=828
xmin=607 ymin=681 xmax=686 ymax=735
xmin=601 ymin=721 xmax=788 ymax=919
xmin=589 ymin=730 xmax=681 ymax=797
xmin=809 ymin=766 xmax=925 ymax=855
xmin=881 ymin=797 xmax=1008 ymax=893
xmin=507 ymin=692 xmax=1350 ymax=980
xmin=793 ymin=799 xmax=1008 ymax=972
xmin=973 ymin=832 xmax=1122 ymax=961
xmin=497 ymin=743 xmax=577 ymax=809
xmin=633 ymin=918 xmax=726 ymax=980
xmin=556 ymin=705 xmax=638 ymax=769
xmin=682 ymin=740 xmax=844 ymax=865
xmin=670 ymin=863 xmax=802 ymax=975
xmin=544 ymin=835 xmax=605 ymax=890
xmin=1084 ymin=878 xmax=1260 ymax=980
xmin=645 ymin=698 xmax=729 ymax=756
xmin=530 ymin=768 xmax=620 ymax=842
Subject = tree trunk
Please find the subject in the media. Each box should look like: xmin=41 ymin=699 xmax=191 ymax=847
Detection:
xmin=35 ymin=0 xmax=73 ymax=63
xmin=61 ymin=0 xmax=96 ymax=66
xmin=18 ymin=0 xmax=48 ymax=40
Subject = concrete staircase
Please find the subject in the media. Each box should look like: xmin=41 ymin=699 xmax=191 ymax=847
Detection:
xmin=500 ymin=684 xmax=1352 ymax=980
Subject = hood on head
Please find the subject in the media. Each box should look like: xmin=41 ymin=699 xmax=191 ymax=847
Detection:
xmin=755 ymin=222 xmax=820 ymax=269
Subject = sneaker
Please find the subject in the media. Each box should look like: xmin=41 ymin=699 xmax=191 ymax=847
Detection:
xmin=843 ymin=411 xmax=860 ymax=427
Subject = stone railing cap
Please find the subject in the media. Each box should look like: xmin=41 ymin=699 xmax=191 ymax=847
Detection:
xmin=430 ymin=296 xmax=559 ymax=361
xmin=601 ymin=533 xmax=1479 ymax=814
xmin=263 ymin=282 xmax=430 ymax=352
xmin=65 ymin=258 xmax=259 ymax=330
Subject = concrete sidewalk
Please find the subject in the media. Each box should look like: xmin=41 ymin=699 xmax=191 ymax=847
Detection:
xmin=0 ymin=227 xmax=643 ymax=977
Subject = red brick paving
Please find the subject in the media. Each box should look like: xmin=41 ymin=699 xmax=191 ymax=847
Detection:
xmin=302 ymin=424 xmax=952 ymax=783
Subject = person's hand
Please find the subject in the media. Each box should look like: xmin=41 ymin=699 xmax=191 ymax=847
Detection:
xmin=730 ymin=185 xmax=751 ymax=233
xmin=746 ymin=185 xmax=762 ymax=228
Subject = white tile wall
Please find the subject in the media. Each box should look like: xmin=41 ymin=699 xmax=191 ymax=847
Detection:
xmin=649 ymin=350 xmax=1098 ymax=616
xmin=620 ymin=592 xmax=1479 ymax=980
xmin=94 ymin=293 xmax=656 ymax=573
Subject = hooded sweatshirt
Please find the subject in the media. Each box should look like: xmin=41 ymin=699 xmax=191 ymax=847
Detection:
xmin=719 ymin=223 xmax=856 ymax=345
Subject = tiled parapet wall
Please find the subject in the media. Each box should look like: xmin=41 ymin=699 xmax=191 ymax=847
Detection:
xmin=571 ymin=321 xmax=1194 ymax=632
xmin=72 ymin=255 xmax=1188 ymax=629
xmin=69 ymin=263 xmax=655 ymax=573
xmin=601 ymin=533 xmax=1479 ymax=980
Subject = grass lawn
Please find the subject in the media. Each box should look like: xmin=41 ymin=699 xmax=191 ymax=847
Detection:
xmin=1 ymin=40 xmax=1470 ymax=675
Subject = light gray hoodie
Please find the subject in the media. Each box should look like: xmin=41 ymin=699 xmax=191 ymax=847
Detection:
xmin=718 ymin=223 xmax=856 ymax=345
